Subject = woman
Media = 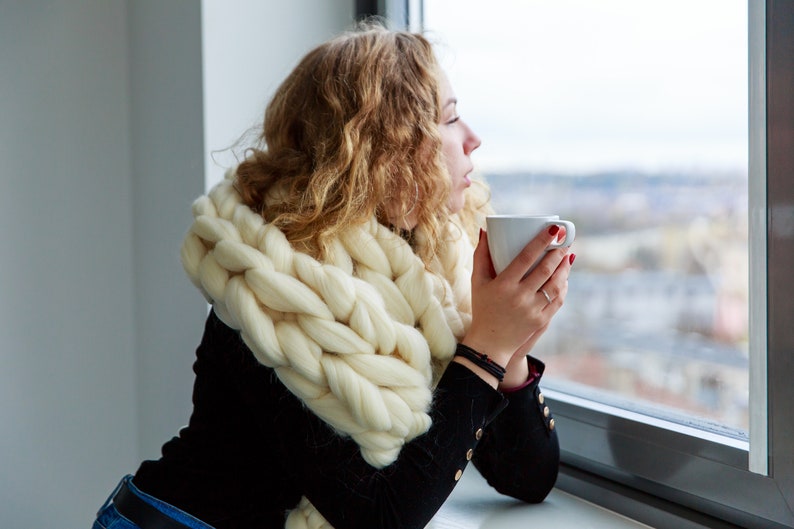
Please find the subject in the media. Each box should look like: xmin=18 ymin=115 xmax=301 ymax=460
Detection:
xmin=93 ymin=22 xmax=573 ymax=529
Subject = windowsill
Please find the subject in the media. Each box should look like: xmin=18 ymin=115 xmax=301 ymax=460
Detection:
xmin=431 ymin=467 xmax=651 ymax=529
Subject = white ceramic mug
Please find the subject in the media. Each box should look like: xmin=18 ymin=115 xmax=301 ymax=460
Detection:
xmin=486 ymin=214 xmax=576 ymax=274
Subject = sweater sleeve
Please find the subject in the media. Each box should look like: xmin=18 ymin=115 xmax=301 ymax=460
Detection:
xmin=472 ymin=356 xmax=560 ymax=503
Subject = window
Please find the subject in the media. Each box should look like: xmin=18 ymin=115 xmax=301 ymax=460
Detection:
xmin=393 ymin=0 xmax=794 ymax=527
xmin=424 ymin=0 xmax=750 ymax=435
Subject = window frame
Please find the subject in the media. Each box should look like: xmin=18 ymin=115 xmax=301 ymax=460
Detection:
xmin=395 ymin=0 xmax=794 ymax=527
xmin=549 ymin=3 xmax=793 ymax=527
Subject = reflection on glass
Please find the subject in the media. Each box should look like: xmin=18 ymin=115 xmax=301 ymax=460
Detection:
xmin=424 ymin=0 xmax=749 ymax=434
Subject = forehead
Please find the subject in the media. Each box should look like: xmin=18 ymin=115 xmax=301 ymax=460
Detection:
xmin=438 ymin=71 xmax=456 ymax=104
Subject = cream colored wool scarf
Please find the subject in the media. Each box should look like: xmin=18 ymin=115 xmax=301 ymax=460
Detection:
xmin=180 ymin=170 xmax=477 ymax=528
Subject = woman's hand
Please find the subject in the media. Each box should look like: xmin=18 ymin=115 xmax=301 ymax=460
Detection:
xmin=457 ymin=226 xmax=574 ymax=386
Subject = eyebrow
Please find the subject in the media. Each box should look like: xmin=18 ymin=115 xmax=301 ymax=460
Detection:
xmin=443 ymin=98 xmax=458 ymax=109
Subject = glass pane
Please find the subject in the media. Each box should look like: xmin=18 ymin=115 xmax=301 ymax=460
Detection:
xmin=424 ymin=0 xmax=749 ymax=435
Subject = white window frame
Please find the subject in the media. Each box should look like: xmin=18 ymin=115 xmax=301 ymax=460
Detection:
xmin=384 ymin=0 xmax=794 ymax=527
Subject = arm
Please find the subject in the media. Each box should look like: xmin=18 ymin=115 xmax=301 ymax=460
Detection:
xmin=458 ymin=228 xmax=568 ymax=502
xmin=473 ymin=356 xmax=559 ymax=503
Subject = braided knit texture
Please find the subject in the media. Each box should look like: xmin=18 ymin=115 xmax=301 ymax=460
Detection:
xmin=180 ymin=170 xmax=476 ymax=528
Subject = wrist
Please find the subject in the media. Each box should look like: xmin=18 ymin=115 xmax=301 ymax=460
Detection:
xmin=499 ymin=354 xmax=528 ymax=389
xmin=460 ymin=335 xmax=512 ymax=367
xmin=500 ymin=355 xmax=541 ymax=392
xmin=455 ymin=343 xmax=506 ymax=383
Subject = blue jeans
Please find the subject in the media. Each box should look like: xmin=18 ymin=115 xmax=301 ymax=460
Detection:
xmin=92 ymin=475 xmax=216 ymax=529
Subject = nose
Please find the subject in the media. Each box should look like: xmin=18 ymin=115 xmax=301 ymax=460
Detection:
xmin=463 ymin=121 xmax=481 ymax=155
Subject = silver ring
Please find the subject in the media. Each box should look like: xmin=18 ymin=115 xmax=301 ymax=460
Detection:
xmin=540 ymin=288 xmax=552 ymax=305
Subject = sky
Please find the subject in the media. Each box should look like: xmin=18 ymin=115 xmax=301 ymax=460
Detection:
xmin=423 ymin=0 xmax=749 ymax=174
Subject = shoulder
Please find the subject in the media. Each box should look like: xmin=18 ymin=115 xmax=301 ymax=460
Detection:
xmin=196 ymin=308 xmax=261 ymax=369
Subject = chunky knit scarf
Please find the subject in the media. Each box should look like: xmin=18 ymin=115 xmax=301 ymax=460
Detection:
xmin=180 ymin=170 xmax=478 ymax=528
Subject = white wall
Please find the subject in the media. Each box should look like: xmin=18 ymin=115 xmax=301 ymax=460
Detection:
xmin=0 ymin=3 xmax=138 ymax=528
xmin=0 ymin=1 xmax=353 ymax=528
xmin=202 ymin=0 xmax=354 ymax=188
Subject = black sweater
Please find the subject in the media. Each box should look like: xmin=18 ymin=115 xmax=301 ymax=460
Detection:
xmin=134 ymin=310 xmax=559 ymax=528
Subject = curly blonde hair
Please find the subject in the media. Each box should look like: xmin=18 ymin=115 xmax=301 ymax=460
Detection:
xmin=235 ymin=22 xmax=453 ymax=262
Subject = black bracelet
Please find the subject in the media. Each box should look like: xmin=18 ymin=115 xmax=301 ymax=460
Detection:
xmin=455 ymin=343 xmax=507 ymax=382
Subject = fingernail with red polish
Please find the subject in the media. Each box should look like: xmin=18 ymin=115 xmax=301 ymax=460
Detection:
xmin=569 ymin=253 xmax=576 ymax=265
xmin=548 ymin=225 xmax=560 ymax=236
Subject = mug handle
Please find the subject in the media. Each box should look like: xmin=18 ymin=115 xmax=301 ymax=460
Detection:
xmin=547 ymin=220 xmax=576 ymax=249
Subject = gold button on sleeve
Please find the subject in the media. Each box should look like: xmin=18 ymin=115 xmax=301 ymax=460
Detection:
xmin=475 ymin=428 xmax=483 ymax=440
xmin=538 ymin=392 xmax=545 ymax=404
xmin=454 ymin=469 xmax=463 ymax=481
xmin=543 ymin=406 xmax=550 ymax=417
xmin=466 ymin=448 xmax=474 ymax=461
xmin=549 ymin=418 xmax=555 ymax=430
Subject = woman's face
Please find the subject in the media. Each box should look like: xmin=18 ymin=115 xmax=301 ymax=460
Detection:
xmin=438 ymin=72 xmax=481 ymax=214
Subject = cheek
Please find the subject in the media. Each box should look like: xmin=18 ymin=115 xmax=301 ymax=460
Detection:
xmin=440 ymin=139 xmax=458 ymax=172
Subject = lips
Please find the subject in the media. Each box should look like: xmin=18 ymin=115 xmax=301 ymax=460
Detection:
xmin=463 ymin=168 xmax=473 ymax=187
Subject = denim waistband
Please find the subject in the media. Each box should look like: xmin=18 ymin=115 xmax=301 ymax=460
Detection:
xmin=100 ymin=475 xmax=216 ymax=529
